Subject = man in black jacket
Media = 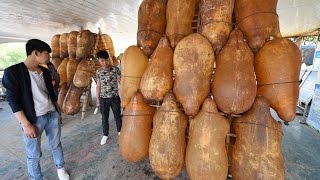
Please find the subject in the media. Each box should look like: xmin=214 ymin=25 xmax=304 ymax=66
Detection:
xmin=2 ymin=39 xmax=69 ymax=180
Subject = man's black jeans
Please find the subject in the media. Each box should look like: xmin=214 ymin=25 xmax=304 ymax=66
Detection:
xmin=100 ymin=96 xmax=122 ymax=136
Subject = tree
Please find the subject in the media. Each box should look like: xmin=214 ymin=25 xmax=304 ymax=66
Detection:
xmin=0 ymin=43 xmax=26 ymax=70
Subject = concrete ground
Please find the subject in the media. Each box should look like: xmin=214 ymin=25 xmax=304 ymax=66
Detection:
xmin=0 ymin=97 xmax=319 ymax=180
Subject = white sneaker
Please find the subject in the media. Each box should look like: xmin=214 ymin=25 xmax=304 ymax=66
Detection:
xmin=118 ymin=132 xmax=121 ymax=136
xmin=57 ymin=168 xmax=70 ymax=180
xmin=100 ymin=136 xmax=108 ymax=145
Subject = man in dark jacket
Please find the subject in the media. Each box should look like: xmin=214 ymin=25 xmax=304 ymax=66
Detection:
xmin=2 ymin=39 xmax=69 ymax=180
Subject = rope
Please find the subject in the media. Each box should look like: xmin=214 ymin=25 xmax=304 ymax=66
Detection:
xmin=137 ymin=30 xmax=162 ymax=36
xmin=166 ymin=34 xmax=188 ymax=38
xmin=157 ymin=109 xmax=182 ymax=113
xmin=200 ymin=20 xmax=232 ymax=27
xmin=258 ymin=80 xmax=299 ymax=87
xmin=201 ymin=111 xmax=242 ymax=118
xmin=121 ymin=75 xmax=142 ymax=79
xmin=236 ymin=12 xmax=278 ymax=26
xmin=123 ymin=114 xmax=153 ymax=117
xmin=201 ymin=111 xmax=224 ymax=115
xmin=232 ymin=121 xmax=283 ymax=135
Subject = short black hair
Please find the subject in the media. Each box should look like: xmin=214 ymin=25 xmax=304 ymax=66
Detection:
xmin=26 ymin=39 xmax=52 ymax=56
xmin=96 ymin=50 xmax=110 ymax=59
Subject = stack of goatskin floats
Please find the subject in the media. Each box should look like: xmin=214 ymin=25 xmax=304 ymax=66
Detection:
xmin=51 ymin=30 xmax=115 ymax=115
xmin=119 ymin=0 xmax=301 ymax=179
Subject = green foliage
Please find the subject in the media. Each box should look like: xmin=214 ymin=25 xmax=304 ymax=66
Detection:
xmin=301 ymin=35 xmax=318 ymax=46
xmin=0 ymin=43 xmax=26 ymax=70
xmin=302 ymin=35 xmax=318 ymax=44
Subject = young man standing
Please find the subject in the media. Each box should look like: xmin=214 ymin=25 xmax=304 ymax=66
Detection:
xmin=2 ymin=39 xmax=69 ymax=180
xmin=96 ymin=50 xmax=122 ymax=145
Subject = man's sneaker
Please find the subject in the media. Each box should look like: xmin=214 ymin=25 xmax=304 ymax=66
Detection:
xmin=57 ymin=168 xmax=70 ymax=180
xmin=118 ymin=132 xmax=121 ymax=136
xmin=100 ymin=136 xmax=108 ymax=145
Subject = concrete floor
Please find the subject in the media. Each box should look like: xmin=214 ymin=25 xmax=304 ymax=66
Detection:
xmin=0 ymin=98 xmax=319 ymax=180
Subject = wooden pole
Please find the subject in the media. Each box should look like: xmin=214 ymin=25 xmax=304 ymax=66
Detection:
xmin=81 ymin=82 xmax=92 ymax=119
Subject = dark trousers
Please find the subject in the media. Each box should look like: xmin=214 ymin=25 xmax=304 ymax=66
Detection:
xmin=100 ymin=96 xmax=122 ymax=136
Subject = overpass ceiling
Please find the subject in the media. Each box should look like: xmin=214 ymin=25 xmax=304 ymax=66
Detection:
xmin=0 ymin=0 xmax=319 ymax=54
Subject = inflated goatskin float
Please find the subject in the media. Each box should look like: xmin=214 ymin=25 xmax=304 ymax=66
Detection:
xmin=76 ymin=30 xmax=95 ymax=60
xmin=119 ymin=91 xmax=155 ymax=162
xmin=173 ymin=33 xmax=214 ymax=116
xmin=52 ymin=58 xmax=62 ymax=70
xmin=51 ymin=34 xmax=60 ymax=58
xmin=186 ymin=98 xmax=230 ymax=180
xmin=140 ymin=37 xmax=174 ymax=102
xmin=67 ymin=31 xmax=78 ymax=59
xmin=59 ymin=33 xmax=69 ymax=59
xmin=149 ymin=93 xmax=188 ymax=179
xmin=120 ymin=45 xmax=148 ymax=108
xmin=166 ymin=0 xmax=196 ymax=49
xmin=66 ymin=58 xmax=79 ymax=86
xmin=92 ymin=34 xmax=116 ymax=58
xmin=73 ymin=58 xmax=93 ymax=88
xmin=104 ymin=34 xmax=116 ymax=57
xmin=62 ymin=83 xmax=84 ymax=115
xmin=231 ymin=96 xmax=285 ymax=180
xmin=57 ymin=57 xmax=68 ymax=86
xmin=137 ymin=0 xmax=166 ymax=57
xmin=255 ymin=38 xmax=301 ymax=122
xmin=58 ymin=83 xmax=68 ymax=111
xmin=101 ymin=34 xmax=116 ymax=57
xmin=235 ymin=0 xmax=281 ymax=52
xmin=199 ymin=0 xmax=234 ymax=54
xmin=212 ymin=29 xmax=256 ymax=115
